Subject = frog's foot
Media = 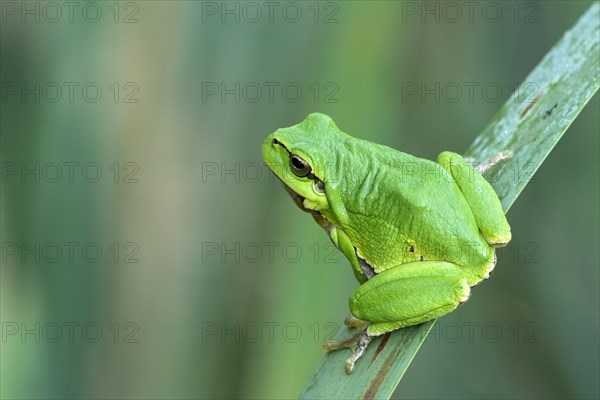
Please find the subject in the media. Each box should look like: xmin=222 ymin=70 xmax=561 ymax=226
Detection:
xmin=323 ymin=326 xmax=375 ymax=374
xmin=344 ymin=314 xmax=368 ymax=329
xmin=323 ymin=314 xmax=368 ymax=353
xmin=344 ymin=330 xmax=374 ymax=374
xmin=323 ymin=327 xmax=374 ymax=374
xmin=473 ymin=150 xmax=512 ymax=174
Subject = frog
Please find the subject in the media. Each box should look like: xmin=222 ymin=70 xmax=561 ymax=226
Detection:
xmin=262 ymin=113 xmax=511 ymax=373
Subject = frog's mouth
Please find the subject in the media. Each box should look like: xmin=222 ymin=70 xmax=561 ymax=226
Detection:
xmin=276 ymin=176 xmax=333 ymax=231
xmin=270 ymin=171 xmax=330 ymax=225
xmin=273 ymin=174 xmax=309 ymax=212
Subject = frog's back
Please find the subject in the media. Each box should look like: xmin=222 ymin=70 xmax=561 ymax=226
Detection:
xmin=341 ymin=139 xmax=491 ymax=273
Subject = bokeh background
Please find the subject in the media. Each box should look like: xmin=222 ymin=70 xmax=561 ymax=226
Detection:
xmin=1 ymin=1 xmax=598 ymax=399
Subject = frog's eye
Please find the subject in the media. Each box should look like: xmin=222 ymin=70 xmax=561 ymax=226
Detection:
xmin=290 ymin=155 xmax=312 ymax=177
xmin=313 ymin=179 xmax=325 ymax=195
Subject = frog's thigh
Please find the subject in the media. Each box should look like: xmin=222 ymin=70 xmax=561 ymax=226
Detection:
xmin=437 ymin=151 xmax=511 ymax=246
xmin=349 ymin=261 xmax=470 ymax=335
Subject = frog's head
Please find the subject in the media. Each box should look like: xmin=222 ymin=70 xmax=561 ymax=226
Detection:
xmin=262 ymin=113 xmax=349 ymax=226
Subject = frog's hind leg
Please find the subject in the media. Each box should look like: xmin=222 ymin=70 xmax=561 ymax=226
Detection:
xmin=344 ymin=314 xmax=368 ymax=329
xmin=329 ymin=261 xmax=471 ymax=373
xmin=350 ymin=261 xmax=471 ymax=335
xmin=437 ymin=151 xmax=511 ymax=247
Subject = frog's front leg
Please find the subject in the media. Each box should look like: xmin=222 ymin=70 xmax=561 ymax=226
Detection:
xmin=438 ymin=151 xmax=511 ymax=247
xmin=328 ymin=261 xmax=471 ymax=373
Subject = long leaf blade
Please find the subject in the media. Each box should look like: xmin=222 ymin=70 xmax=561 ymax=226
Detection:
xmin=300 ymin=4 xmax=600 ymax=399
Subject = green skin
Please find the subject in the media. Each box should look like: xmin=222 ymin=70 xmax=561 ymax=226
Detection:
xmin=262 ymin=113 xmax=511 ymax=373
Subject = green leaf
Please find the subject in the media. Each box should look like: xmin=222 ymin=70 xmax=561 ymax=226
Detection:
xmin=299 ymin=4 xmax=600 ymax=399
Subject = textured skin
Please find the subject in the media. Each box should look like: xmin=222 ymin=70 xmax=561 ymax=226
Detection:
xmin=350 ymin=261 xmax=470 ymax=335
xmin=262 ymin=113 xmax=511 ymax=335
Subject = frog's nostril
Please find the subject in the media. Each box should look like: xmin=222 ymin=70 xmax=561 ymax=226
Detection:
xmin=272 ymin=138 xmax=290 ymax=153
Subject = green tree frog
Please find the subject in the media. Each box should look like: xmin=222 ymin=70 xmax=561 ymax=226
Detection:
xmin=262 ymin=113 xmax=511 ymax=373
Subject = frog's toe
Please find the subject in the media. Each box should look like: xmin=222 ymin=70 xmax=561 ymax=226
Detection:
xmin=323 ymin=328 xmax=364 ymax=351
xmin=343 ymin=330 xmax=374 ymax=374
xmin=323 ymin=324 xmax=376 ymax=374
xmin=345 ymin=359 xmax=355 ymax=374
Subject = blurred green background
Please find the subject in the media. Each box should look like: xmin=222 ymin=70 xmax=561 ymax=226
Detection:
xmin=1 ymin=1 xmax=598 ymax=399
